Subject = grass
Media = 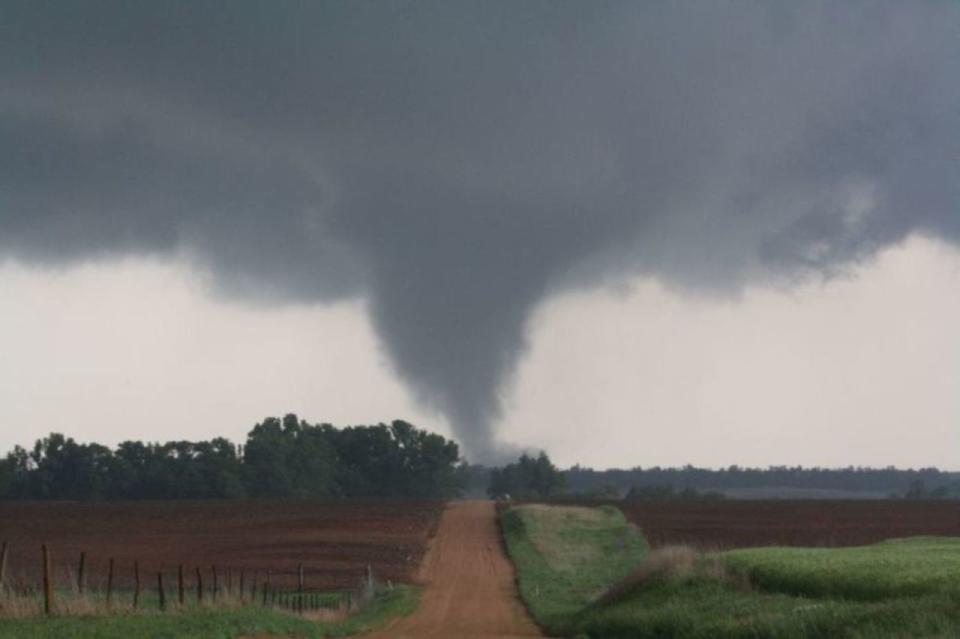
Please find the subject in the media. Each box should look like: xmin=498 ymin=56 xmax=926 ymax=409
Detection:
xmin=0 ymin=587 xmax=354 ymax=619
xmin=571 ymin=578 xmax=960 ymax=639
xmin=499 ymin=504 xmax=647 ymax=631
xmin=500 ymin=503 xmax=960 ymax=639
xmin=725 ymin=537 xmax=960 ymax=600
xmin=0 ymin=585 xmax=418 ymax=638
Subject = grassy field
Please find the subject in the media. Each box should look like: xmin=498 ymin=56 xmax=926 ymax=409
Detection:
xmin=501 ymin=504 xmax=960 ymax=638
xmin=0 ymin=585 xmax=418 ymax=639
xmin=499 ymin=504 xmax=648 ymax=631
xmin=725 ymin=537 xmax=960 ymax=600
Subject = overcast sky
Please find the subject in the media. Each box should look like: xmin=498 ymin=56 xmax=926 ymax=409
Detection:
xmin=2 ymin=2 xmax=959 ymax=466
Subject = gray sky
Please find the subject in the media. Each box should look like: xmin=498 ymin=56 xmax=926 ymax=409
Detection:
xmin=1 ymin=2 xmax=959 ymax=465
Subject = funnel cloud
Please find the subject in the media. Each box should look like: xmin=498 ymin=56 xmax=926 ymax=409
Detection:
xmin=2 ymin=2 xmax=959 ymax=461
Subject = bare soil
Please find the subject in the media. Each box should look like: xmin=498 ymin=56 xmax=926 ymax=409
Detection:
xmin=365 ymin=500 xmax=542 ymax=639
xmin=0 ymin=500 xmax=442 ymax=592
xmin=617 ymin=499 xmax=960 ymax=549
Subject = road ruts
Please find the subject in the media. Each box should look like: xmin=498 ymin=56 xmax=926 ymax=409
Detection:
xmin=364 ymin=500 xmax=543 ymax=639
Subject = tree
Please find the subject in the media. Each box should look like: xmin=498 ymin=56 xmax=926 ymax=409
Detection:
xmin=487 ymin=452 xmax=564 ymax=499
xmin=905 ymin=480 xmax=928 ymax=499
xmin=243 ymin=415 xmax=336 ymax=498
xmin=0 ymin=417 xmax=464 ymax=501
xmin=0 ymin=456 xmax=13 ymax=498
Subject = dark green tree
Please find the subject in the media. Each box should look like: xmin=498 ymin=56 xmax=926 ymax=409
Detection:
xmin=0 ymin=417 xmax=464 ymax=500
xmin=488 ymin=452 xmax=564 ymax=499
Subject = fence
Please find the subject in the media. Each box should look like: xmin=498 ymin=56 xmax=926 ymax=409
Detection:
xmin=0 ymin=540 xmax=381 ymax=618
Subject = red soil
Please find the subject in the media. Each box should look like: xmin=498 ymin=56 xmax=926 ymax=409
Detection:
xmin=364 ymin=501 xmax=542 ymax=639
xmin=0 ymin=500 xmax=442 ymax=592
xmin=618 ymin=499 xmax=960 ymax=549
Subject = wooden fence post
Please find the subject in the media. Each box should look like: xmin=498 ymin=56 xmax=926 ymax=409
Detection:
xmin=196 ymin=567 xmax=203 ymax=604
xmin=157 ymin=570 xmax=166 ymax=611
xmin=76 ymin=551 xmax=86 ymax=595
xmin=0 ymin=541 xmax=8 ymax=592
xmin=106 ymin=558 xmax=115 ymax=607
xmin=177 ymin=564 xmax=185 ymax=607
xmin=262 ymin=570 xmax=271 ymax=606
xmin=297 ymin=563 xmax=304 ymax=614
xmin=239 ymin=569 xmax=245 ymax=601
xmin=211 ymin=565 xmax=218 ymax=602
xmin=251 ymin=569 xmax=258 ymax=601
xmin=227 ymin=567 xmax=232 ymax=595
xmin=133 ymin=561 xmax=141 ymax=609
xmin=41 ymin=544 xmax=53 ymax=615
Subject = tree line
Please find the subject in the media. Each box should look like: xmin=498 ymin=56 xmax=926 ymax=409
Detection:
xmin=563 ymin=464 xmax=960 ymax=498
xmin=0 ymin=415 xmax=464 ymax=500
xmin=486 ymin=452 xmax=565 ymax=499
xmin=4 ymin=419 xmax=956 ymax=501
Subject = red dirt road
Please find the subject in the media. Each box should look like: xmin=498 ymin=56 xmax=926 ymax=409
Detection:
xmin=365 ymin=501 xmax=542 ymax=639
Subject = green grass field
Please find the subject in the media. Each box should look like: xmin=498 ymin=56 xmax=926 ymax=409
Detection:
xmin=0 ymin=585 xmax=418 ymax=639
xmin=499 ymin=504 xmax=648 ymax=631
xmin=726 ymin=537 xmax=960 ymax=600
xmin=501 ymin=504 xmax=960 ymax=639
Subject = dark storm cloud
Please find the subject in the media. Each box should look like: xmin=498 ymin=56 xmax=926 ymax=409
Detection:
xmin=2 ymin=1 xmax=959 ymax=460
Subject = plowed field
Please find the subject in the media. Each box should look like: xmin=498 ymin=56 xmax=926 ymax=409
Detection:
xmin=618 ymin=500 xmax=960 ymax=548
xmin=0 ymin=500 xmax=442 ymax=592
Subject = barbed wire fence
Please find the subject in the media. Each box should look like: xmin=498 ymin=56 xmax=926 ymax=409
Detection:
xmin=0 ymin=541 xmax=390 ymax=619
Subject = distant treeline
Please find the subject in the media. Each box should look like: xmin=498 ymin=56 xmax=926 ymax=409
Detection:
xmin=563 ymin=465 xmax=960 ymax=499
xmin=487 ymin=452 xmax=565 ymax=500
xmin=5 ymin=419 xmax=958 ymax=501
xmin=0 ymin=415 xmax=463 ymax=500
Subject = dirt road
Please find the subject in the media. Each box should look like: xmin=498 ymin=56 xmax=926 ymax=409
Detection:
xmin=364 ymin=500 xmax=543 ymax=639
